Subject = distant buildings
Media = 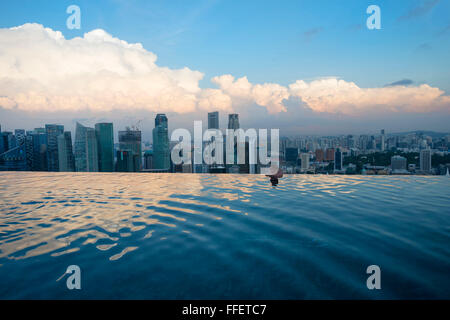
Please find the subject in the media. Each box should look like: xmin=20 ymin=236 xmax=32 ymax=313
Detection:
xmin=325 ymin=148 xmax=335 ymax=161
xmin=118 ymin=128 xmax=142 ymax=172
xmin=315 ymin=149 xmax=324 ymax=162
xmin=300 ymin=153 xmax=310 ymax=171
xmin=228 ymin=114 xmax=239 ymax=130
xmin=380 ymin=129 xmax=386 ymax=152
xmin=95 ymin=123 xmax=114 ymax=172
xmin=391 ymin=155 xmax=407 ymax=174
xmin=45 ymin=124 xmax=64 ymax=172
xmin=152 ymin=114 xmax=169 ymax=170
xmin=74 ymin=123 xmax=98 ymax=172
xmin=208 ymin=111 xmax=219 ymax=130
xmin=57 ymin=131 xmax=75 ymax=172
xmin=285 ymin=147 xmax=298 ymax=164
xmin=420 ymin=149 xmax=432 ymax=173
xmin=334 ymin=148 xmax=343 ymax=172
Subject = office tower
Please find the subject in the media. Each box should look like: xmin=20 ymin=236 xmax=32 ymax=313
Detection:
xmin=30 ymin=131 xmax=48 ymax=171
xmin=300 ymin=153 xmax=310 ymax=171
xmin=208 ymin=111 xmax=219 ymax=130
xmin=420 ymin=149 xmax=432 ymax=173
xmin=144 ymin=150 xmax=153 ymax=169
xmin=152 ymin=114 xmax=169 ymax=170
xmin=285 ymin=147 xmax=299 ymax=164
xmin=95 ymin=123 xmax=114 ymax=172
xmin=119 ymin=128 xmax=142 ymax=172
xmin=391 ymin=155 xmax=407 ymax=173
xmin=380 ymin=129 xmax=385 ymax=151
xmin=315 ymin=149 xmax=324 ymax=162
xmin=14 ymin=129 xmax=26 ymax=145
xmin=74 ymin=122 xmax=99 ymax=172
xmin=325 ymin=148 xmax=335 ymax=161
xmin=45 ymin=124 xmax=64 ymax=171
xmin=57 ymin=132 xmax=75 ymax=172
xmin=228 ymin=114 xmax=240 ymax=130
xmin=334 ymin=148 xmax=342 ymax=171
xmin=116 ymin=150 xmax=134 ymax=172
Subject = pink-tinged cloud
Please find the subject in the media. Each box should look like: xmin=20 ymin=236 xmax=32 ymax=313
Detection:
xmin=0 ymin=24 xmax=449 ymax=117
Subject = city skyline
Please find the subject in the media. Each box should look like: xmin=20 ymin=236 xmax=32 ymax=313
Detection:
xmin=0 ymin=1 xmax=449 ymax=134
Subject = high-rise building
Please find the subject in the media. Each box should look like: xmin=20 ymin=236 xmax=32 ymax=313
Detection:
xmin=325 ymin=148 xmax=335 ymax=161
xmin=315 ymin=149 xmax=324 ymax=162
xmin=300 ymin=153 xmax=310 ymax=171
xmin=29 ymin=131 xmax=47 ymax=171
xmin=285 ymin=147 xmax=299 ymax=164
xmin=380 ymin=129 xmax=386 ymax=151
xmin=334 ymin=148 xmax=343 ymax=171
xmin=119 ymin=128 xmax=142 ymax=172
xmin=57 ymin=131 xmax=75 ymax=172
xmin=144 ymin=150 xmax=153 ymax=169
xmin=95 ymin=123 xmax=114 ymax=172
xmin=14 ymin=129 xmax=26 ymax=145
xmin=228 ymin=114 xmax=239 ymax=130
xmin=74 ymin=122 xmax=99 ymax=172
xmin=420 ymin=149 xmax=432 ymax=173
xmin=208 ymin=111 xmax=219 ymax=130
xmin=45 ymin=124 xmax=64 ymax=171
xmin=152 ymin=114 xmax=169 ymax=170
xmin=391 ymin=155 xmax=407 ymax=173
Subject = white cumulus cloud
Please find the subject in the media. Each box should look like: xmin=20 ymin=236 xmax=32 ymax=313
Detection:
xmin=0 ymin=23 xmax=449 ymax=117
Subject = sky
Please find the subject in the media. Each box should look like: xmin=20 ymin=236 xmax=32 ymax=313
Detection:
xmin=0 ymin=0 xmax=449 ymax=139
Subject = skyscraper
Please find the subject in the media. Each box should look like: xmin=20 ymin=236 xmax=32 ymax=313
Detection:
xmin=74 ymin=122 xmax=99 ymax=172
xmin=420 ymin=149 xmax=432 ymax=173
xmin=14 ymin=129 xmax=26 ymax=145
xmin=391 ymin=155 xmax=407 ymax=174
xmin=119 ymin=128 xmax=142 ymax=172
xmin=380 ymin=129 xmax=386 ymax=152
xmin=300 ymin=153 xmax=310 ymax=171
xmin=29 ymin=131 xmax=47 ymax=171
xmin=208 ymin=111 xmax=219 ymax=130
xmin=334 ymin=148 xmax=343 ymax=171
xmin=228 ymin=114 xmax=239 ymax=130
xmin=315 ymin=149 xmax=324 ymax=162
xmin=57 ymin=131 xmax=75 ymax=172
xmin=152 ymin=114 xmax=169 ymax=170
xmin=95 ymin=123 xmax=114 ymax=172
xmin=45 ymin=124 xmax=64 ymax=171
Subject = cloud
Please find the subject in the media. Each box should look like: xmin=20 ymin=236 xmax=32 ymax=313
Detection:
xmin=288 ymin=78 xmax=450 ymax=114
xmin=212 ymin=75 xmax=289 ymax=113
xmin=398 ymin=0 xmax=440 ymax=21
xmin=384 ymin=79 xmax=414 ymax=87
xmin=0 ymin=23 xmax=449 ymax=119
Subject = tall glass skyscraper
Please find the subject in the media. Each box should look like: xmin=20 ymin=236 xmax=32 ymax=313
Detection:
xmin=95 ymin=123 xmax=114 ymax=172
xmin=45 ymin=124 xmax=64 ymax=171
xmin=29 ymin=131 xmax=47 ymax=171
xmin=74 ymin=122 xmax=99 ymax=172
xmin=334 ymin=148 xmax=343 ymax=171
xmin=208 ymin=111 xmax=219 ymax=129
xmin=152 ymin=114 xmax=170 ymax=170
xmin=118 ymin=128 xmax=142 ymax=172
xmin=228 ymin=114 xmax=239 ymax=130
xmin=57 ymin=131 xmax=75 ymax=172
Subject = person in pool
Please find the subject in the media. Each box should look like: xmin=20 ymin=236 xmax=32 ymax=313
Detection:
xmin=266 ymin=168 xmax=283 ymax=186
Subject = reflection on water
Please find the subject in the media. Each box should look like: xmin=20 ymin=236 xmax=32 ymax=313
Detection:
xmin=0 ymin=172 xmax=449 ymax=299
